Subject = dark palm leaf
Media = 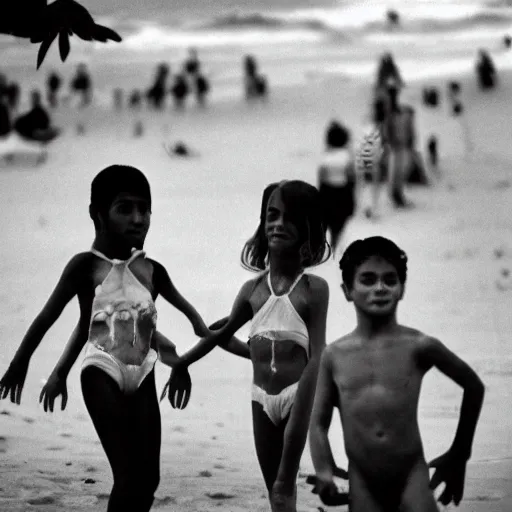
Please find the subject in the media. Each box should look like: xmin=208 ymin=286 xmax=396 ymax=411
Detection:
xmin=37 ymin=31 xmax=57 ymax=69
xmin=58 ymin=30 xmax=70 ymax=61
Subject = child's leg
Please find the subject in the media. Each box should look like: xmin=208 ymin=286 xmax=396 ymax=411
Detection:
xmin=81 ymin=367 xmax=160 ymax=512
xmin=400 ymin=459 xmax=439 ymax=512
xmin=126 ymin=370 xmax=161 ymax=510
xmin=348 ymin=466 xmax=387 ymax=512
xmin=252 ymin=401 xmax=287 ymax=494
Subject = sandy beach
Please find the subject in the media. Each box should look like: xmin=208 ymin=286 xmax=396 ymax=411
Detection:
xmin=1 ymin=54 xmax=512 ymax=512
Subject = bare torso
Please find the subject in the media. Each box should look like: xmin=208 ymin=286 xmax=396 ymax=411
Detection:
xmin=330 ymin=326 xmax=428 ymax=481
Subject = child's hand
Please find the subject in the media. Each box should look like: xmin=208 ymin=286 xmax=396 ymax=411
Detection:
xmin=307 ymin=472 xmax=349 ymax=506
xmin=209 ymin=316 xmax=229 ymax=331
xmin=0 ymin=358 xmax=30 ymax=404
xmin=39 ymin=372 xmax=68 ymax=413
xmin=193 ymin=321 xmax=210 ymax=337
xmin=429 ymin=451 xmax=467 ymax=506
xmin=160 ymin=367 xmax=191 ymax=409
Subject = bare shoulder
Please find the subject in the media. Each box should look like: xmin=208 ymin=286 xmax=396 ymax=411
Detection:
xmin=65 ymin=251 xmax=95 ymax=275
xmin=146 ymin=258 xmax=167 ymax=278
xmin=326 ymin=331 xmax=358 ymax=356
xmin=244 ymin=273 xmax=267 ymax=298
xmin=304 ymin=274 xmax=329 ymax=300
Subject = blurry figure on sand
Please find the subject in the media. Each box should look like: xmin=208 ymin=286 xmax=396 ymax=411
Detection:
xmin=0 ymin=165 xmax=210 ymax=512
xmin=167 ymin=180 xmax=331 ymax=512
xmin=0 ymin=90 xmax=57 ymax=165
xmin=475 ymin=49 xmax=497 ymax=91
xmin=146 ymin=63 xmax=169 ymax=110
xmin=447 ymin=81 xmax=473 ymax=155
xmin=171 ymin=72 xmax=190 ymax=110
xmin=46 ymin=71 xmax=62 ymax=108
xmin=317 ymin=120 xmax=356 ymax=255
xmin=14 ymin=90 xmax=60 ymax=143
xmin=70 ymin=63 xmax=93 ymax=107
xmin=309 ymin=237 xmax=485 ymax=511
xmin=244 ymin=54 xmax=268 ymax=101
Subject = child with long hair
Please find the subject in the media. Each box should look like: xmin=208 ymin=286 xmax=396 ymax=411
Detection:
xmin=0 ymin=165 xmax=209 ymax=512
xmin=169 ymin=180 xmax=331 ymax=512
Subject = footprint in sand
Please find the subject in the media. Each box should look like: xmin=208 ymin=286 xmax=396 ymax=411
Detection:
xmin=0 ymin=435 xmax=6 ymax=453
xmin=153 ymin=496 xmax=177 ymax=508
xmin=215 ymin=422 xmax=224 ymax=428
xmin=85 ymin=466 xmax=98 ymax=473
xmin=206 ymin=492 xmax=235 ymax=500
xmin=198 ymin=470 xmax=213 ymax=477
xmin=47 ymin=446 xmax=65 ymax=451
xmin=61 ymin=495 xmax=99 ymax=507
xmin=22 ymin=417 xmax=35 ymax=424
xmin=27 ymin=496 xmax=57 ymax=505
xmin=0 ymin=410 xmax=11 ymax=416
xmin=59 ymin=432 xmax=72 ymax=438
xmin=213 ymin=464 xmax=225 ymax=469
xmin=172 ymin=426 xmax=185 ymax=433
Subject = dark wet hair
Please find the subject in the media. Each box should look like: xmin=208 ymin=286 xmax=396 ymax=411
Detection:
xmin=326 ymin=121 xmax=350 ymax=149
xmin=241 ymin=180 xmax=331 ymax=271
xmin=89 ymin=165 xmax=151 ymax=229
xmin=339 ymin=236 xmax=408 ymax=288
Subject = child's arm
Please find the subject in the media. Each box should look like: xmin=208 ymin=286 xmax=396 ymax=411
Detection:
xmin=176 ymin=280 xmax=254 ymax=368
xmin=152 ymin=260 xmax=209 ymax=336
xmin=153 ymin=330 xmax=180 ymax=367
xmin=274 ymin=277 xmax=329 ymax=488
xmin=418 ymin=336 xmax=485 ymax=506
xmin=0 ymin=254 xmax=86 ymax=404
xmin=309 ymin=348 xmax=343 ymax=505
xmin=209 ymin=317 xmax=250 ymax=360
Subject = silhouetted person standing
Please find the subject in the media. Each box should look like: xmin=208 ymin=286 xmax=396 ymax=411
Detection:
xmin=147 ymin=63 xmax=169 ymax=110
xmin=171 ymin=73 xmax=189 ymax=110
xmin=71 ymin=63 xmax=92 ymax=107
xmin=184 ymin=47 xmax=201 ymax=76
xmin=47 ymin=71 xmax=62 ymax=108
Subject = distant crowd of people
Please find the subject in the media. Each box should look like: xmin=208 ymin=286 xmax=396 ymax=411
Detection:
xmin=316 ymin=45 xmax=501 ymax=253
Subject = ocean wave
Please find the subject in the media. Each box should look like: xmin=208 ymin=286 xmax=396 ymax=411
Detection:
xmin=188 ymin=4 xmax=512 ymax=35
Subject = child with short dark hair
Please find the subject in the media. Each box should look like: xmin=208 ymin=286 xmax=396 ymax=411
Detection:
xmin=309 ymin=236 xmax=485 ymax=511
xmin=0 ymin=164 xmax=209 ymax=512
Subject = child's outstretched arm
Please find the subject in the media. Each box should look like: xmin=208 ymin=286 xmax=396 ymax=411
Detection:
xmin=309 ymin=348 xmax=345 ymax=506
xmin=151 ymin=260 xmax=209 ymax=337
xmin=418 ymin=336 xmax=485 ymax=507
xmin=176 ymin=280 xmax=254 ymax=368
xmin=153 ymin=330 xmax=180 ymax=367
xmin=272 ymin=277 xmax=329 ymax=494
xmin=0 ymin=254 xmax=86 ymax=404
xmin=209 ymin=316 xmax=250 ymax=359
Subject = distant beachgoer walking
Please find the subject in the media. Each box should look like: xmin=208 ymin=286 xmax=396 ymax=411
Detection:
xmin=71 ymin=63 xmax=93 ymax=107
xmin=47 ymin=71 xmax=62 ymax=108
xmin=147 ymin=63 xmax=169 ymax=110
xmin=317 ymin=120 xmax=356 ymax=255
xmin=171 ymin=73 xmax=189 ymax=109
xmin=244 ymin=54 xmax=268 ymax=101
xmin=184 ymin=47 xmax=201 ymax=76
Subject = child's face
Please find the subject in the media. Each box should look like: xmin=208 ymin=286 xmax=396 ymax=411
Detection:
xmin=103 ymin=192 xmax=151 ymax=248
xmin=265 ymin=189 xmax=300 ymax=253
xmin=343 ymin=255 xmax=404 ymax=316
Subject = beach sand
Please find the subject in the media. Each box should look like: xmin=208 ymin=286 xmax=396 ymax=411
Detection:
xmin=1 ymin=64 xmax=512 ymax=511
